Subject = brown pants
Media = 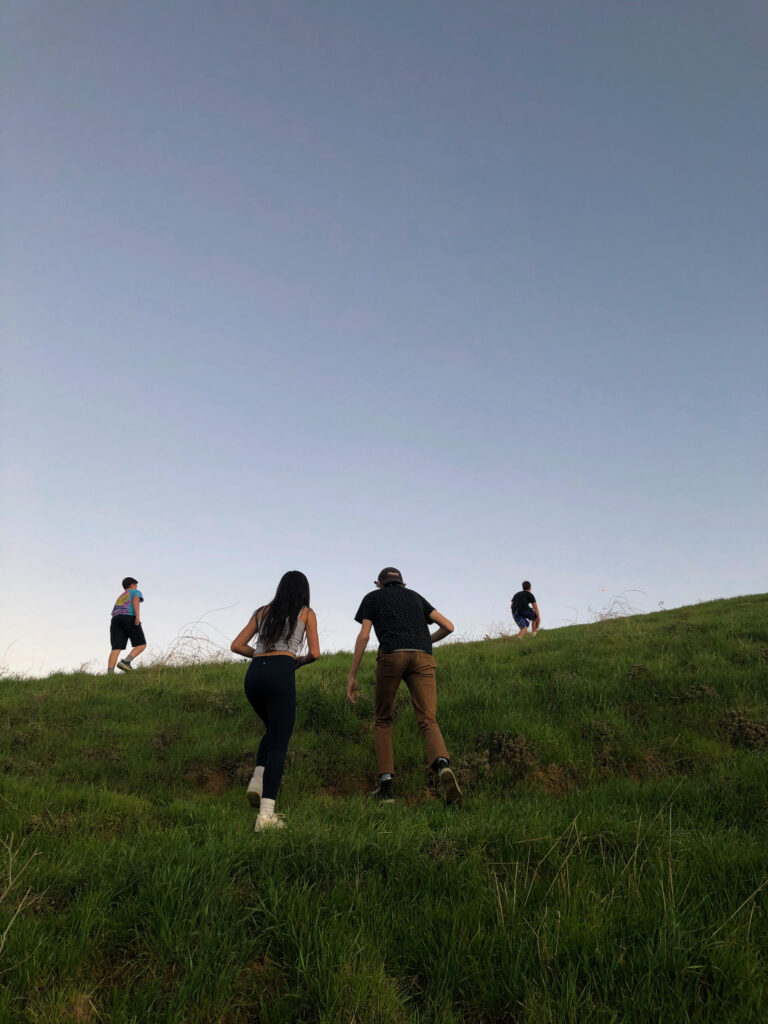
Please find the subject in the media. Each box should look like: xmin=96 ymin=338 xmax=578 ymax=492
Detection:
xmin=374 ymin=650 xmax=449 ymax=775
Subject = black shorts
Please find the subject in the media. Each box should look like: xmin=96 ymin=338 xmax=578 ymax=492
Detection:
xmin=110 ymin=615 xmax=146 ymax=651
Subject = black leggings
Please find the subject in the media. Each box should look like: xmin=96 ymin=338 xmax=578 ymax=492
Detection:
xmin=244 ymin=655 xmax=296 ymax=800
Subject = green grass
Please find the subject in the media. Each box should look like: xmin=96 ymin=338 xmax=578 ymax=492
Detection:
xmin=2 ymin=595 xmax=768 ymax=1023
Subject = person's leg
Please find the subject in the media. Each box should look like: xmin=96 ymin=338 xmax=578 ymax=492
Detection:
xmin=109 ymin=619 xmax=127 ymax=672
xmin=122 ymin=644 xmax=146 ymax=665
xmin=119 ymin=622 xmax=147 ymax=668
xmin=402 ymin=653 xmax=449 ymax=767
xmin=246 ymin=657 xmax=296 ymax=827
xmin=374 ymin=652 xmax=406 ymax=777
xmin=244 ymin=661 xmax=271 ymax=806
xmin=259 ymin=658 xmax=296 ymax=802
xmin=405 ymin=653 xmax=462 ymax=806
xmin=253 ymin=660 xmax=295 ymax=830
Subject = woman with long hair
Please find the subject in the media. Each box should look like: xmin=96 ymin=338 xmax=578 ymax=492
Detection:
xmin=231 ymin=570 xmax=320 ymax=830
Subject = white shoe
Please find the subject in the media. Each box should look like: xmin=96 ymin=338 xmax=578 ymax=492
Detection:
xmin=246 ymin=774 xmax=263 ymax=808
xmin=438 ymin=766 xmax=463 ymax=807
xmin=254 ymin=812 xmax=285 ymax=832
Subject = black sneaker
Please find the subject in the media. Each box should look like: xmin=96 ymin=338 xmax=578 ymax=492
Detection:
xmin=370 ymin=786 xmax=395 ymax=804
xmin=117 ymin=660 xmax=133 ymax=672
xmin=438 ymin=767 xmax=462 ymax=807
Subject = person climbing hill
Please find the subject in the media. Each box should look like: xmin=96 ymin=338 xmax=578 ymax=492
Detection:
xmin=511 ymin=581 xmax=540 ymax=638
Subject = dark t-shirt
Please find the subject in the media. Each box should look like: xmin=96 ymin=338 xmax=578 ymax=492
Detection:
xmin=512 ymin=590 xmax=536 ymax=614
xmin=355 ymin=586 xmax=436 ymax=654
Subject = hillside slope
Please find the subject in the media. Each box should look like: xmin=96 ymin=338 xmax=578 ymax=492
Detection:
xmin=1 ymin=595 xmax=767 ymax=1023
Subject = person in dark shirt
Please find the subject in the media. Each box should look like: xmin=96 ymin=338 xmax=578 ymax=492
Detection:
xmin=347 ymin=567 xmax=462 ymax=806
xmin=511 ymin=581 xmax=540 ymax=638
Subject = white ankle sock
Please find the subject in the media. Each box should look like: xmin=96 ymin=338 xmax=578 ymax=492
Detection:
xmin=259 ymin=798 xmax=276 ymax=818
xmin=249 ymin=765 xmax=264 ymax=793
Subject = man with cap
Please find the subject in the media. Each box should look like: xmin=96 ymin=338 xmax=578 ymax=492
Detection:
xmin=347 ymin=567 xmax=462 ymax=806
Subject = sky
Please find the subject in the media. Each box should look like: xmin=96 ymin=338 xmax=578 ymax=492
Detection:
xmin=1 ymin=0 xmax=766 ymax=677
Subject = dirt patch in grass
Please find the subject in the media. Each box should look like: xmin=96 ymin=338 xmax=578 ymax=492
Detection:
xmin=149 ymin=730 xmax=179 ymax=750
xmin=623 ymin=698 xmax=649 ymax=725
xmin=491 ymin=733 xmax=537 ymax=775
xmin=456 ymin=750 xmax=493 ymax=786
xmin=10 ymin=724 xmax=42 ymax=749
xmin=73 ymin=992 xmax=99 ymax=1022
xmin=404 ymin=786 xmax=445 ymax=807
xmin=681 ymin=685 xmax=718 ymax=702
xmin=317 ymin=777 xmax=371 ymax=799
xmin=186 ymin=768 xmax=232 ymax=794
xmin=530 ymin=763 xmax=577 ymax=796
xmin=630 ymin=753 xmax=666 ymax=780
xmin=456 ymin=733 xmax=536 ymax=788
xmin=601 ymin=746 xmax=713 ymax=783
xmin=720 ymin=710 xmax=768 ymax=750
xmin=580 ymin=720 xmax=616 ymax=745
xmin=83 ymin=747 xmax=121 ymax=762
xmin=183 ymin=755 xmax=256 ymax=793
xmin=234 ymin=953 xmax=284 ymax=1000
xmin=23 ymin=810 xmax=79 ymax=838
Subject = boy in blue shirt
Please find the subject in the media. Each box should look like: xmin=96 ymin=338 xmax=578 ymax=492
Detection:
xmin=108 ymin=577 xmax=146 ymax=673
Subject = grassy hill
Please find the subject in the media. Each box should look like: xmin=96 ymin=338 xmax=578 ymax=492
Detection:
xmin=2 ymin=595 xmax=767 ymax=1023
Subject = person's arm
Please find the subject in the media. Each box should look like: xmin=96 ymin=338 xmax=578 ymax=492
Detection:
xmin=230 ymin=614 xmax=258 ymax=658
xmin=347 ymin=619 xmax=372 ymax=705
xmin=428 ymin=609 xmax=454 ymax=644
xmin=132 ymin=593 xmax=141 ymax=625
xmin=295 ymin=609 xmax=321 ymax=669
xmin=532 ymin=601 xmax=540 ymax=624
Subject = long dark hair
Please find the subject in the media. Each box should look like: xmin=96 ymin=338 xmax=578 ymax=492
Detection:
xmin=256 ymin=571 xmax=310 ymax=651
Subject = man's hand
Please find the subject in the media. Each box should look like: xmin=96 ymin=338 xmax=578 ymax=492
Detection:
xmin=347 ymin=674 xmax=359 ymax=706
xmin=347 ymin=622 xmax=371 ymax=705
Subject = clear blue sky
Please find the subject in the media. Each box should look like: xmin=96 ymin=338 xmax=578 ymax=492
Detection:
xmin=2 ymin=0 xmax=766 ymax=676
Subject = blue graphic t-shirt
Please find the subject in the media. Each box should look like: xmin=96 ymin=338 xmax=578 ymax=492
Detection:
xmin=112 ymin=589 xmax=144 ymax=617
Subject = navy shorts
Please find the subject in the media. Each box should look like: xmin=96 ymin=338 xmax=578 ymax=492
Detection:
xmin=513 ymin=608 xmax=536 ymax=630
xmin=110 ymin=615 xmax=146 ymax=650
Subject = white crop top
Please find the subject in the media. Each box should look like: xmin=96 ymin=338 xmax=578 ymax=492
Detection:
xmin=252 ymin=608 xmax=307 ymax=656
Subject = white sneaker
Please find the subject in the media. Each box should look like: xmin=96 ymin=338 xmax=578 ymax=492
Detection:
xmin=246 ymin=774 xmax=262 ymax=808
xmin=254 ymin=812 xmax=285 ymax=832
xmin=438 ymin=766 xmax=463 ymax=807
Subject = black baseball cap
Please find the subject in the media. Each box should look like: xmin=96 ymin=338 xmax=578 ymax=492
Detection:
xmin=377 ymin=567 xmax=404 ymax=586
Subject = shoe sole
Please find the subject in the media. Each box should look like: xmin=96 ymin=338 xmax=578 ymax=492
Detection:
xmin=246 ymin=790 xmax=261 ymax=809
xmin=116 ymin=662 xmax=132 ymax=672
xmin=370 ymin=789 xmax=395 ymax=804
xmin=440 ymin=768 xmax=463 ymax=807
xmin=254 ymin=817 xmax=285 ymax=832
